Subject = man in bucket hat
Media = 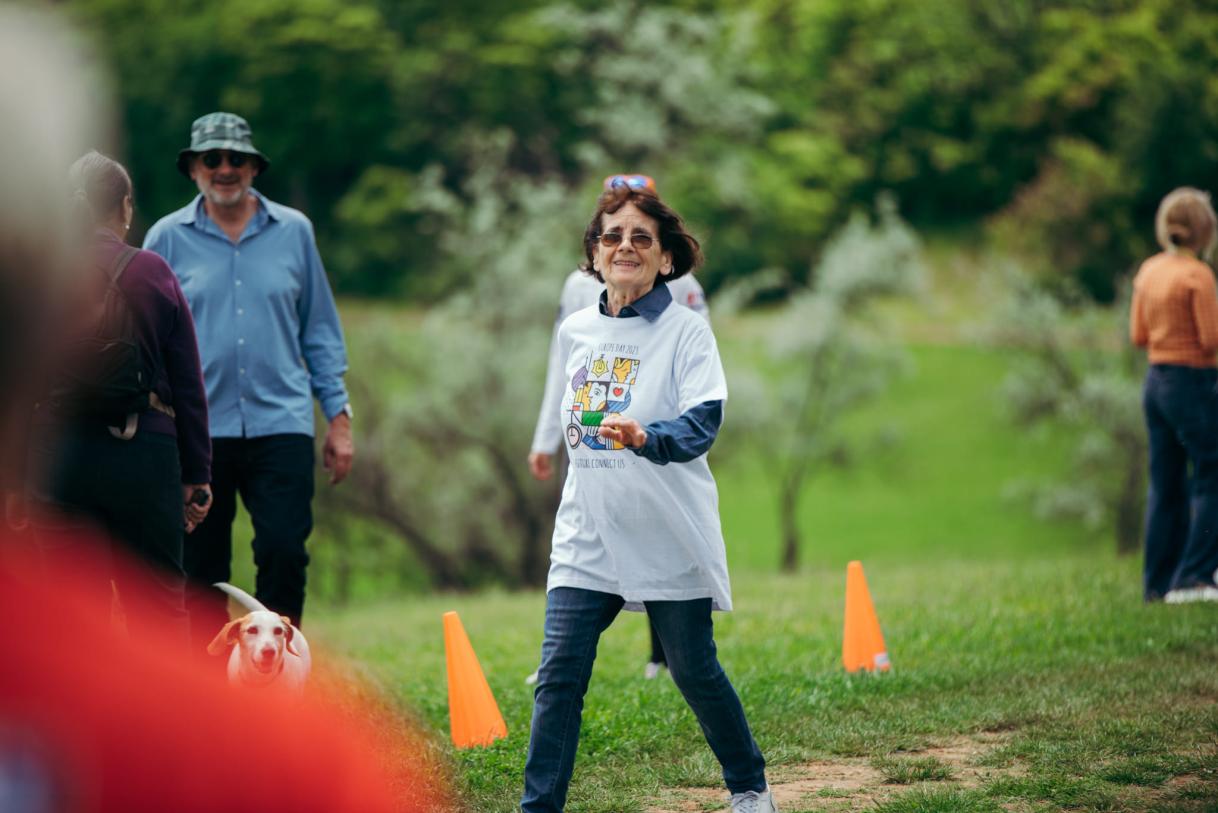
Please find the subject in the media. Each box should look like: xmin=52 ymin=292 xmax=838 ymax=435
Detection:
xmin=144 ymin=112 xmax=354 ymax=651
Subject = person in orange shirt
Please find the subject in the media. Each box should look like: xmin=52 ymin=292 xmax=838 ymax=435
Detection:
xmin=1130 ymin=187 xmax=1218 ymax=603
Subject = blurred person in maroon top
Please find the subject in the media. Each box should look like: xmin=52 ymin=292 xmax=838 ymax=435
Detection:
xmin=28 ymin=151 xmax=212 ymax=643
xmin=0 ymin=10 xmax=440 ymax=812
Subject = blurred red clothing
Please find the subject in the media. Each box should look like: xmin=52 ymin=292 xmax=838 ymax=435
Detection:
xmin=0 ymin=533 xmax=434 ymax=812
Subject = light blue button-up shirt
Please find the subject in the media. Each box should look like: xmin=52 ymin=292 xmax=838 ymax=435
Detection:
xmin=143 ymin=191 xmax=349 ymax=439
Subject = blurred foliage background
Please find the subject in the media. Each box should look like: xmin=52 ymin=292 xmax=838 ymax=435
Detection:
xmin=69 ymin=0 xmax=1218 ymax=302
xmin=55 ymin=0 xmax=1218 ymax=597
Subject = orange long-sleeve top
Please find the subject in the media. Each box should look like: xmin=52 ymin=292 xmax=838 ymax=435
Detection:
xmin=1130 ymin=251 xmax=1218 ymax=368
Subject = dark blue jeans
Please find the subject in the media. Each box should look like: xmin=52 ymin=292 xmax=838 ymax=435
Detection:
xmin=1142 ymin=365 xmax=1218 ymax=599
xmin=185 ymin=434 xmax=314 ymax=651
xmin=521 ymin=587 xmax=766 ymax=813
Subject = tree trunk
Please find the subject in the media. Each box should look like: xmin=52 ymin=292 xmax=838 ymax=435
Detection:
xmin=329 ymin=520 xmax=351 ymax=607
xmin=779 ymin=476 xmax=801 ymax=573
xmin=334 ymin=545 xmax=351 ymax=607
xmin=1115 ymin=441 xmax=1146 ymax=556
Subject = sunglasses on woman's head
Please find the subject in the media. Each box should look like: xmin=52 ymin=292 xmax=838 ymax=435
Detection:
xmin=200 ymin=150 xmax=249 ymax=169
xmin=603 ymin=174 xmax=655 ymax=192
xmin=599 ymin=231 xmax=655 ymax=250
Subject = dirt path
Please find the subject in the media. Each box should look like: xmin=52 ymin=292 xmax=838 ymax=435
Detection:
xmin=645 ymin=732 xmax=1018 ymax=813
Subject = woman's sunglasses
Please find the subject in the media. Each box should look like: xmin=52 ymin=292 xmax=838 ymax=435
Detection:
xmin=603 ymin=174 xmax=656 ymax=192
xmin=200 ymin=150 xmax=250 ymax=169
xmin=599 ymin=231 xmax=655 ymax=250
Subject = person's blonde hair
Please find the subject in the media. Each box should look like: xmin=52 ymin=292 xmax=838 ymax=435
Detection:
xmin=1155 ymin=187 xmax=1217 ymax=258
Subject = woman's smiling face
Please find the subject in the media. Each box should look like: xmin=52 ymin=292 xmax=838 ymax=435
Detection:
xmin=596 ymin=203 xmax=672 ymax=294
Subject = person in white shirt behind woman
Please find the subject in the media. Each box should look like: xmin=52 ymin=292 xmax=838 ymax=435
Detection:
xmin=526 ymin=174 xmax=708 ymax=683
xmin=520 ymin=183 xmax=776 ymax=813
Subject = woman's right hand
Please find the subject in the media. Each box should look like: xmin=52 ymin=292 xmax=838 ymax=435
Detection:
xmin=528 ymin=452 xmax=553 ymax=481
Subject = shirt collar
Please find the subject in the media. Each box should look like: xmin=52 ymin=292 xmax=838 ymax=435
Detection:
xmin=181 ymin=188 xmax=278 ymax=227
xmin=598 ymin=281 xmax=673 ymax=322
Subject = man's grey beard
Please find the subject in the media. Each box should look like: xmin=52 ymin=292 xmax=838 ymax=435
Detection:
xmin=205 ymin=186 xmax=246 ymax=208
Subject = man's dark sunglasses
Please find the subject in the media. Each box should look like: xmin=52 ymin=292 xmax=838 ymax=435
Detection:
xmin=200 ymin=150 xmax=250 ymax=169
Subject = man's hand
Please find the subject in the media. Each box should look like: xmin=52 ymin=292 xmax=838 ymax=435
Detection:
xmin=183 ymin=484 xmax=212 ymax=533
xmin=528 ymin=452 xmax=554 ymax=481
xmin=324 ymin=413 xmax=354 ymax=485
xmin=598 ymin=416 xmax=646 ymax=449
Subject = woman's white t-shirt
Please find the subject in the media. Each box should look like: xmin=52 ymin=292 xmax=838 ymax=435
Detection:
xmin=530 ymin=270 xmax=708 ymax=455
xmin=547 ymin=295 xmax=732 ymax=611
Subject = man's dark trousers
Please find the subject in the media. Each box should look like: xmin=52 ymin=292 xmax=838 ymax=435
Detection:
xmin=185 ymin=434 xmax=314 ymax=652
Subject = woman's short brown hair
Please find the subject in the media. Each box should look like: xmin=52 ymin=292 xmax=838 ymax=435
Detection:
xmin=579 ymin=185 xmax=703 ymax=283
xmin=1155 ymin=187 xmax=1217 ymax=258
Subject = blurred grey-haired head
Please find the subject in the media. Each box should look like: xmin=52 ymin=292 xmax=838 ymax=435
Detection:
xmin=0 ymin=6 xmax=111 ymax=488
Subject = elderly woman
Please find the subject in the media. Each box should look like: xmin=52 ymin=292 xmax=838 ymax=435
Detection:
xmin=521 ymin=184 xmax=776 ymax=813
xmin=526 ymin=173 xmax=711 ymax=685
xmin=1131 ymin=187 xmax=1218 ymax=603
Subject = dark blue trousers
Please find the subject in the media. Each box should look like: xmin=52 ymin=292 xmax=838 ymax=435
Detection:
xmin=1142 ymin=365 xmax=1218 ymax=599
xmin=185 ymin=434 xmax=314 ymax=651
xmin=521 ymin=587 xmax=766 ymax=813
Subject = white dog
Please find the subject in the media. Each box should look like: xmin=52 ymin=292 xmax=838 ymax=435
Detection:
xmin=207 ymin=582 xmax=311 ymax=693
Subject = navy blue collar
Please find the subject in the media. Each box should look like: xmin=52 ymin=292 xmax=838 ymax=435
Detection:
xmin=598 ymin=281 xmax=673 ymax=322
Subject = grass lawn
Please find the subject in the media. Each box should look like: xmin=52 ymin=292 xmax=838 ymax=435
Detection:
xmin=312 ymin=555 xmax=1218 ymax=812
xmin=713 ymin=341 xmax=1100 ymax=572
xmin=246 ymin=269 xmax=1211 ymax=810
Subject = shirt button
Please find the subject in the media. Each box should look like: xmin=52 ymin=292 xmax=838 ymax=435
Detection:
xmin=238 ymin=338 xmax=245 ymax=345
xmin=235 ymin=250 xmax=240 ymax=257
xmin=236 ymin=279 xmax=242 ymax=286
xmin=237 ymin=308 xmax=244 ymax=315
xmin=239 ymin=368 xmax=245 ymax=375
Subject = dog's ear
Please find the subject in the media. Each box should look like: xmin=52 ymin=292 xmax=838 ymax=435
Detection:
xmin=206 ymin=619 xmax=243 ymax=656
xmin=280 ymin=615 xmax=300 ymax=656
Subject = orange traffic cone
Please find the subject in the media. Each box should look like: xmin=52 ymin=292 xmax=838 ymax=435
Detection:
xmin=842 ymin=561 xmax=891 ymax=673
xmin=443 ymin=611 xmax=508 ymax=748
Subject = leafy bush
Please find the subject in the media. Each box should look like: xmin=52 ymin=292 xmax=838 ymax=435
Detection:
xmin=722 ymin=194 xmax=925 ymax=571
xmin=992 ymin=272 xmax=1146 ymax=553
xmin=315 ymin=148 xmax=587 ymax=590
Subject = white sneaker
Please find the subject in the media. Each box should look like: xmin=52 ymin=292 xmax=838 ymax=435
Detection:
xmin=644 ymin=661 xmax=667 ymax=680
xmin=524 ymin=668 xmax=539 ymax=685
xmin=1164 ymin=586 xmax=1218 ymax=604
xmin=729 ymin=787 xmax=777 ymax=813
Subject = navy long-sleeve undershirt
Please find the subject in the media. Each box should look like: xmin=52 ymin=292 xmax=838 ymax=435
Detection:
xmin=631 ymin=400 xmax=723 ymax=465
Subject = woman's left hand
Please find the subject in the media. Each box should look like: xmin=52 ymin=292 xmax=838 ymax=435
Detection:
xmin=599 ymin=416 xmax=646 ymax=449
xmin=183 ymin=484 xmax=212 ymax=533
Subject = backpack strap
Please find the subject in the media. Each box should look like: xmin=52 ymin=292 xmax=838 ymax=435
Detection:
xmin=103 ymin=245 xmax=143 ymax=441
xmin=106 ymin=245 xmax=140 ymax=283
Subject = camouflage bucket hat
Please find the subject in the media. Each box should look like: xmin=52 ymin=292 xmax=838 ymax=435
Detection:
xmin=176 ymin=112 xmax=270 ymax=178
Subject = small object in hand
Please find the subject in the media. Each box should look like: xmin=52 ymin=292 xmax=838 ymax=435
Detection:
xmin=190 ymin=489 xmax=211 ymax=507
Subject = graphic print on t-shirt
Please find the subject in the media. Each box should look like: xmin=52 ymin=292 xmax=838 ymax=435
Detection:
xmin=566 ymin=347 xmax=640 ymax=451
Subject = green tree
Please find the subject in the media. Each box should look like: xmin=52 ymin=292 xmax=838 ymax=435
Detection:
xmin=993 ymin=273 xmax=1146 ymax=554
xmin=724 ymin=196 xmax=925 ymax=571
xmin=314 ymin=141 xmax=588 ymax=589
